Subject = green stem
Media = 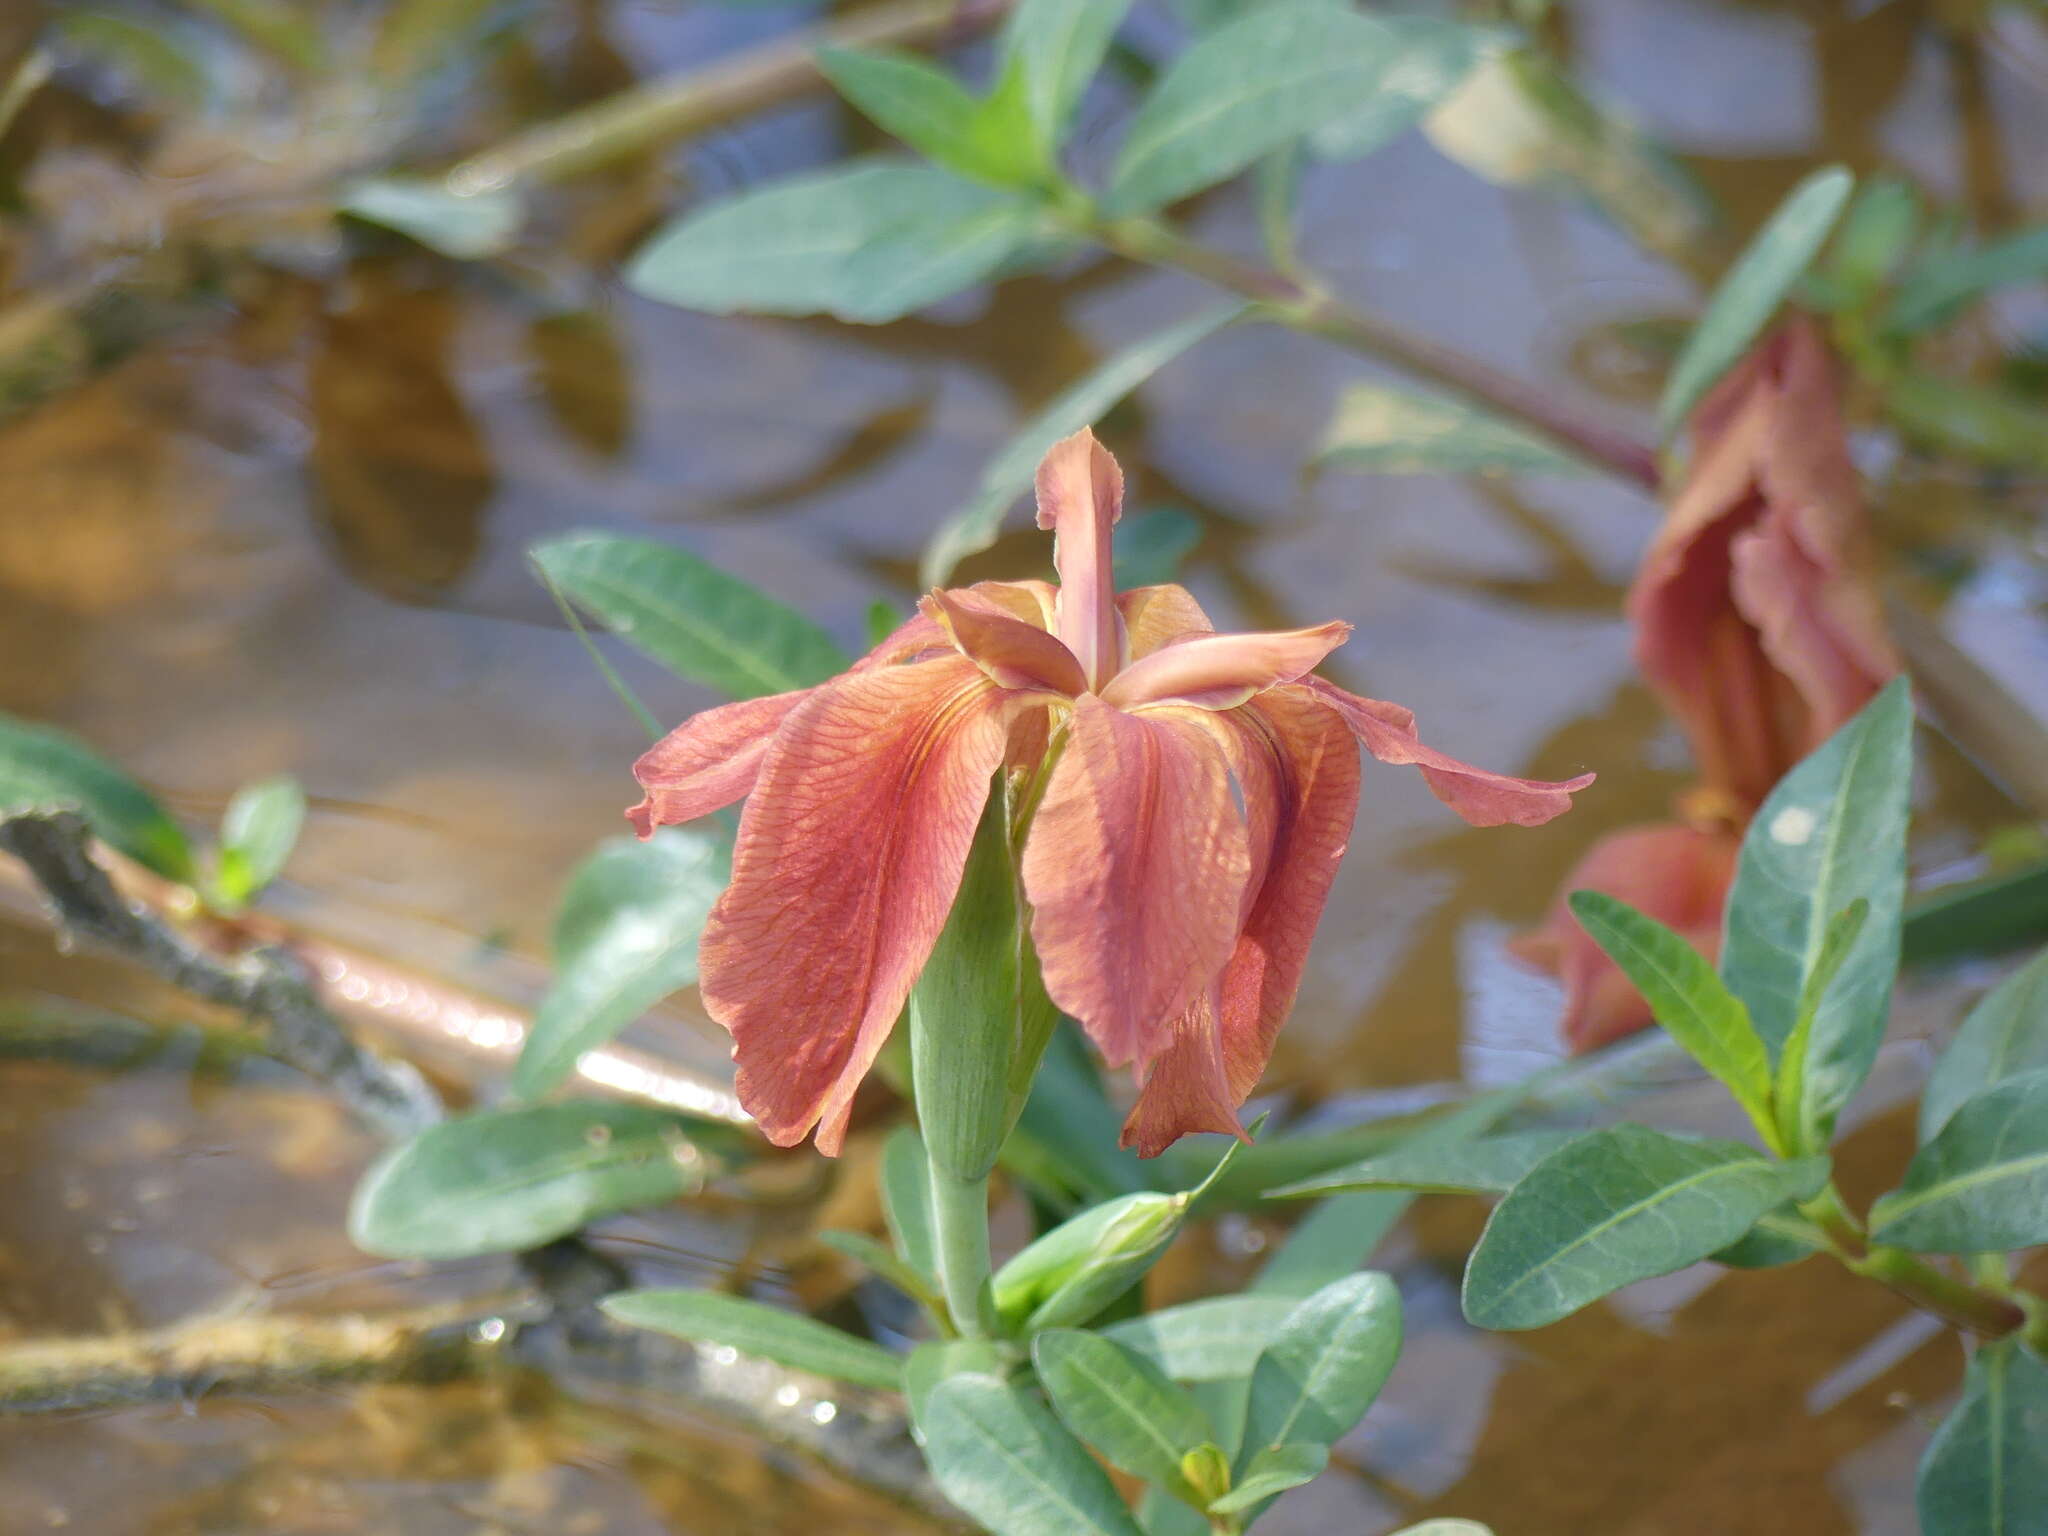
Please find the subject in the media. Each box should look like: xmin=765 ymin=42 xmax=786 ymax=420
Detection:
xmin=1847 ymin=1246 xmax=2029 ymax=1340
xmin=928 ymin=1161 xmax=993 ymax=1340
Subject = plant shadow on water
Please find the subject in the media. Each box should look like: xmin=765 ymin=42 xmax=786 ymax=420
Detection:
xmin=0 ymin=0 xmax=2046 ymax=1530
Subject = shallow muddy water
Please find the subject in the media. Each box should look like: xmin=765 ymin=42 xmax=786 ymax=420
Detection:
xmin=2 ymin=0 xmax=2047 ymax=1530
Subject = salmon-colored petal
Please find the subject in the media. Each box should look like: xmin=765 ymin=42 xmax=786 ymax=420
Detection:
xmin=1035 ymin=429 xmax=1125 ymax=691
xmin=1101 ymin=622 xmax=1351 ymax=711
xmin=924 ymin=589 xmax=1086 ymax=697
xmin=1022 ymin=695 xmax=1252 ymax=1072
xmin=966 ymin=578 xmax=1059 ymax=631
xmin=1118 ymin=584 xmax=1215 ymax=659
xmin=861 ymin=580 xmax=1062 ymax=672
xmin=628 ymin=688 xmax=813 ymax=835
xmin=699 ymin=655 xmax=1017 ymax=1153
xmin=1305 ymin=680 xmax=1592 ymax=827
xmin=1119 ymin=986 xmax=1246 ymax=1157
xmin=1510 ymin=822 xmax=1740 ymax=1052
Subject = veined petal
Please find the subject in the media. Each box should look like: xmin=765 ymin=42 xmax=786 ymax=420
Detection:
xmin=1306 ymin=679 xmax=1592 ymax=827
xmin=1510 ymin=822 xmax=1739 ymax=1052
xmin=1119 ymin=987 xmax=1244 ymax=1157
xmin=1100 ymin=622 xmax=1350 ymax=711
xmin=924 ymin=589 xmax=1086 ymax=696
xmin=1035 ymin=429 xmax=1125 ymax=691
xmin=1118 ymin=584 xmax=1214 ymax=658
xmin=862 ymin=579 xmax=1062 ymax=670
xmin=628 ymin=688 xmax=812 ymax=835
xmin=1121 ymin=688 xmax=1361 ymax=1155
xmin=1022 ymin=696 xmax=1252 ymax=1071
xmin=700 ymin=655 xmax=1017 ymax=1153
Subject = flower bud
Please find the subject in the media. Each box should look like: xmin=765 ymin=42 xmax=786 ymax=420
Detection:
xmin=990 ymin=1189 xmax=1186 ymax=1333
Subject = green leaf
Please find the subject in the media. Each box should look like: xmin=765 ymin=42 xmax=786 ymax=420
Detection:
xmin=530 ymin=531 xmax=846 ymax=700
xmin=339 ymin=178 xmax=523 ymax=260
xmin=1773 ymin=898 xmax=1871 ymax=1154
xmin=1461 ymin=1125 xmax=1830 ymax=1331
xmin=1102 ymin=1296 xmax=1296 ymax=1383
xmin=1870 ymin=1069 xmax=2048 ymax=1253
xmin=1719 ymin=679 xmax=1913 ymax=1143
xmin=212 ymin=773 xmax=306 ymax=906
xmin=1922 ymin=947 xmax=2048 ymax=1142
xmin=348 ymin=1102 xmax=724 ymax=1260
xmin=1883 ymin=374 xmax=2048 ymax=476
xmin=1905 ymin=860 xmax=2048 ymax=967
xmin=1267 ymin=1129 xmax=1583 ymax=1200
xmin=921 ymin=1374 xmax=1147 ymax=1536
xmin=1892 ymin=223 xmax=2048 ymax=334
xmin=921 ymin=306 xmax=1243 ymax=586
xmin=1658 ymin=165 xmax=1854 ymax=436
xmin=1207 ymin=1444 xmax=1327 ymax=1515
xmin=1822 ymin=176 xmax=1920 ymax=303
xmin=1709 ymin=1206 xmax=1827 ymax=1269
xmin=1110 ymin=1 xmax=1467 ymax=214
xmin=1033 ymin=1329 xmax=1213 ymax=1497
xmin=999 ymin=0 xmax=1130 ymax=156
xmin=817 ymin=48 xmax=1039 ymax=187
xmin=1567 ymin=891 xmax=1773 ymax=1128
xmin=627 ymin=161 xmax=1045 ymax=325
xmin=600 ymin=1290 xmax=903 ymax=1392
xmin=0 ymin=713 xmax=195 ymax=882
xmin=1112 ymin=508 xmax=1202 ymax=590
xmin=1304 ymin=16 xmax=1495 ymax=162
xmin=1916 ymin=1338 xmax=2048 ymax=1536
xmin=1316 ymin=380 xmax=1590 ymax=477
xmin=882 ymin=1125 xmax=940 ymax=1281
xmin=1138 ymin=1488 xmax=1210 ymax=1536
xmin=818 ymin=1229 xmax=943 ymax=1309
xmin=513 ymin=828 xmax=728 ymax=1100
xmin=905 ymin=1337 xmax=1009 ymax=1436
xmin=1238 ymin=1272 xmax=1401 ymax=1471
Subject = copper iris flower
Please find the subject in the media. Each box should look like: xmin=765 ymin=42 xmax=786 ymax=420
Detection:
xmin=630 ymin=430 xmax=1592 ymax=1155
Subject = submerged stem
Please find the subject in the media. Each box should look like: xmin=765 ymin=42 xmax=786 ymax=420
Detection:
xmin=927 ymin=1162 xmax=994 ymax=1339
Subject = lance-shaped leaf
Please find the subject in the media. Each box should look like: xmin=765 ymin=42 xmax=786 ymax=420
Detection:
xmin=1207 ymin=1444 xmax=1327 ymax=1514
xmin=921 ymin=306 xmax=1242 ymax=586
xmin=1719 ymin=678 xmax=1913 ymax=1141
xmin=1569 ymin=890 xmax=1773 ymax=1130
xmin=1306 ymin=16 xmax=1495 ymax=162
xmin=0 ymin=713 xmax=195 ymax=882
xmin=816 ymin=47 xmax=1041 ymax=187
xmin=921 ymin=1374 xmax=1147 ymax=1536
xmin=1102 ymin=1295 xmax=1297 ymax=1382
xmin=882 ymin=1125 xmax=940 ymax=1281
xmin=1883 ymin=375 xmax=2048 ymax=477
xmin=1891 ymin=224 xmax=2048 ymax=334
xmin=999 ymin=0 xmax=1131 ymax=156
xmin=1462 ymin=1125 xmax=1830 ymax=1331
xmin=1772 ymin=898 xmax=1871 ymax=1155
xmin=1237 ymin=1271 xmax=1402 ymax=1472
xmin=1108 ymin=1 xmax=1477 ymax=214
xmin=531 ymin=531 xmax=846 ymax=700
xmin=514 ymin=828 xmax=727 ymax=1099
xmin=628 ymin=160 xmax=1047 ymax=325
xmin=1112 ymin=508 xmax=1202 ymax=590
xmin=601 ymin=1290 xmax=902 ymax=1392
xmin=1268 ymin=1129 xmax=1582 ymax=1200
xmin=1658 ymin=165 xmax=1854 ymax=436
xmin=1870 ymin=1068 xmax=2048 ymax=1253
xmin=1317 ymin=380 xmax=1589 ymax=477
xmin=904 ymin=1337 xmax=1009 ymax=1438
xmin=339 ymin=178 xmax=523 ymax=259
xmin=1922 ymin=947 xmax=2048 ymax=1142
xmin=1916 ymin=1338 xmax=2048 ymax=1536
xmin=213 ymin=773 xmax=307 ymax=908
xmin=1709 ymin=1206 xmax=1828 ymax=1269
xmin=1033 ymin=1329 xmax=1213 ymax=1498
xmin=348 ymin=1102 xmax=728 ymax=1260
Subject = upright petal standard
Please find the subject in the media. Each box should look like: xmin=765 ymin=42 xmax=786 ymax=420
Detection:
xmin=632 ymin=429 xmax=1593 ymax=1154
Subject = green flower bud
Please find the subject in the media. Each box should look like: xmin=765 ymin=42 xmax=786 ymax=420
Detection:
xmin=991 ymin=1189 xmax=1187 ymax=1333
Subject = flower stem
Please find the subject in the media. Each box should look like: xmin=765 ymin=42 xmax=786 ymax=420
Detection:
xmin=1089 ymin=216 xmax=1663 ymax=491
xmin=1847 ymin=1246 xmax=2029 ymax=1339
xmin=928 ymin=1159 xmax=993 ymax=1339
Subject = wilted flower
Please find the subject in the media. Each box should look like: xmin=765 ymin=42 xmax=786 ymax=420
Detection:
xmin=632 ymin=429 xmax=1591 ymax=1154
xmin=1517 ymin=317 xmax=1900 ymax=1050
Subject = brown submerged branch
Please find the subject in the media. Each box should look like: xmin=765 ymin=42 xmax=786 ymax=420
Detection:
xmin=0 ymin=812 xmax=441 ymax=1139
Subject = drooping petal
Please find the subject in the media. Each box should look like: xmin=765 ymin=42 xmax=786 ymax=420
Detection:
xmin=924 ymin=588 xmax=1086 ymax=697
xmin=1118 ymin=584 xmax=1215 ymax=658
xmin=1120 ymin=688 xmax=1361 ymax=1155
xmin=699 ymin=655 xmax=1018 ymax=1153
xmin=628 ymin=688 xmax=813 ymax=835
xmin=1023 ymin=695 xmax=1252 ymax=1071
xmin=858 ymin=580 xmax=1058 ymax=671
xmin=1035 ymin=429 xmax=1125 ymax=691
xmin=1101 ymin=622 xmax=1351 ymax=711
xmin=1510 ymin=821 xmax=1740 ymax=1052
xmin=1632 ymin=317 xmax=1898 ymax=811
xmin=1305 ymin=679 xmax=1592 ymax=827
xmin=1119 ymin=985 xmax=1245 ymax=1157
